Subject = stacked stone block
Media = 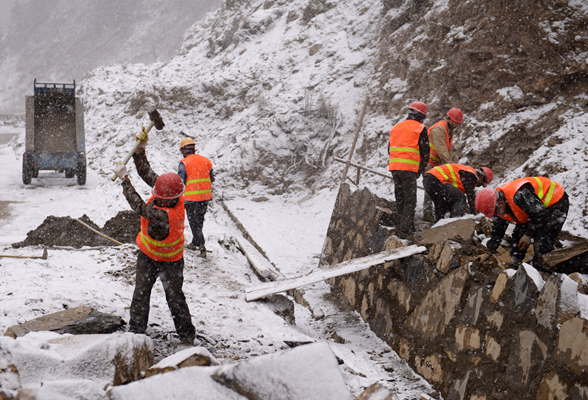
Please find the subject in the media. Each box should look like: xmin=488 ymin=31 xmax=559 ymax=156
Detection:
xmin=323 ymin=184 xmax=588 ymax=400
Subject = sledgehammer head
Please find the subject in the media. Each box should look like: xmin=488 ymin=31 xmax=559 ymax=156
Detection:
xmin=148 ymin=108 xmax=165 ymax=130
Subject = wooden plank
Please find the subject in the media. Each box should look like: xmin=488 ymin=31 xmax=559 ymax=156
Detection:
xmin=543 ymin=242 xmax=588 ymax=267
xmin=245 ymin=245 xmax=426 ymax=301
xmin=235 ymin=236 xmax=282 ymax=281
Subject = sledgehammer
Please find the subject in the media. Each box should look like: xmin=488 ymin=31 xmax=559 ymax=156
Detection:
xmin=111 ymin=108 xmax=165 ymax=181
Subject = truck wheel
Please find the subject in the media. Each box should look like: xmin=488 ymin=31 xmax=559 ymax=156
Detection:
xmin=77 ymin=163 xmax=86 ymax=185
xmin=22 ymin=158 xmax=32 ymax=184
xmin=65 ymin=169 xmax=75 ymax=178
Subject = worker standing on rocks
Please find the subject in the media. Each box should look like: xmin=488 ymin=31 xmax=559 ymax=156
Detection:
xmin=388 ymin=101 xmax=430 ymax=237
xmin=475 ymin=177 xmax=569 ymax=269
xmin=178 ymin=137 xmax=214 ymax=258
xmin=114 ymin=132 xmax=196 ymax=345
xmin=423 ymin=108 xmax=463 ymax=221
xmin=423 ymin=164 xmax=492 ymax=222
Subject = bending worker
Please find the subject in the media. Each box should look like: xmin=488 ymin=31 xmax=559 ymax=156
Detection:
xmin=388 ymin=101 xmax=430 ymax=236
xmin=178 ymin=137 xmax=214 ymax=258
xmin=475 ymin=177 xmax=569 ymax=269
xmin=114 ymin=134 xmax=196 ymax=345
xmin=423 ymin=164 xmax=492 ymax=222
xmin=423 ymin=108 xmax=463 ymax=221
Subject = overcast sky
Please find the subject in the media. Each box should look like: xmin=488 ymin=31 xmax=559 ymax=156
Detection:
xmin=0 ymin=0 xmax=16 ymax=27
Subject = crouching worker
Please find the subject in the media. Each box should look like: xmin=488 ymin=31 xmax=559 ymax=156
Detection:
xmin=475 ymin=177 xmax=569 ymax=269
xmin=423 ymin=164 xmax=492 ymax=222
xmin=114 ymin=134 xmax=196 ymax=344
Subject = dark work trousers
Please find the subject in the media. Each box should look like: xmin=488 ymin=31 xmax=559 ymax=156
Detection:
xmin=510 ymin=194 xmax=569 ymax=266
xmin=185 ymin=201 xmax=209 ymax=248
xmin=423 ymin=174 xmax=466 ymax=222
xmin=422 ymin=165 xmax=434 ymax=218
xmin=129 ymin=251 xmax=196 ymax=340
xmin=391 ymin=170 xmax=418 ymax=235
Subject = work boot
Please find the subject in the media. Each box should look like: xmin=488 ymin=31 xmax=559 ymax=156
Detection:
xmin=186 ymin=243 xmax=198 ymax=251
xmin=198 ymin=245 xmax=207 ymax=258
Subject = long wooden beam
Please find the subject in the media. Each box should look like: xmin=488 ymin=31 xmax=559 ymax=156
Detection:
xmin=245 ymin=245 xmax=426 ymax=301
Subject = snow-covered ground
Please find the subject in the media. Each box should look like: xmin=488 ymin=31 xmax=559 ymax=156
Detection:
xmin=0 ymin=128 xmax=434 ymax=398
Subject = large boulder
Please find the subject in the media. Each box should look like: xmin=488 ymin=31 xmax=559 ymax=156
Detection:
xmin=4 ymin=306 xmax=125 ymax=339
xmin=211 ymin=342 xmax=352 ymax=400
xmin=108 ymin=366 xmax=246 ymax=400
xmin=0 ymin=332 xmax=153 ymax=395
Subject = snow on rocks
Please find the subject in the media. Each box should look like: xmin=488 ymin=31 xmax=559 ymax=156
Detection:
xmin=0 ymin=332 xmax=152 ymax=395
xmin=109 ymin=342 xmax=352 ymax=400
xmin=145 ymin=347 xmax=219 ymax=377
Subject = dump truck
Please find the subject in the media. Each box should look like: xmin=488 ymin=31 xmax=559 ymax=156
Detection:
xmin=23 ymin=80 xmax=86 ymax=185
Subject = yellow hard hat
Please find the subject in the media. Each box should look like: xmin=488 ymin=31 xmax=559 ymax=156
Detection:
xmin=180 ymin=137 xmax=195 ymax=149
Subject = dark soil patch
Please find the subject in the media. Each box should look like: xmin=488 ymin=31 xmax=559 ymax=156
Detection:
xmin=12 ymin=210 xmax=141 ymax=249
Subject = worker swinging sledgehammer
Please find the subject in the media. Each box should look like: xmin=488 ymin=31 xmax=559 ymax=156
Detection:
xmin=388 ymin=101 xmax=430 ymax=237
xmin=113 ymin=127 xmax=196 ymax=345
xmin=423 ymin=164 xmax=492 ymax=222
xmin=475 ymin=177 xmax=569 ymax=270
xmin=177 ymin=136 xmax=215 ymax=258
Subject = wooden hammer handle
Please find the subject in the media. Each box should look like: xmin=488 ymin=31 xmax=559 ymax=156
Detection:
xmin=111 ymin=121 xmax=154 ymax=181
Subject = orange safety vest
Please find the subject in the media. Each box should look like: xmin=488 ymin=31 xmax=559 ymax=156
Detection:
xmin=496 ymin=177 xmax=565 ymax=224
xmin=389 ymin=120 xmax=425 ymax=172
xmin=136 ymin=196 xmax=185 ymax=262
xmin=182 ymin=154 xmax=213 ymax=202
xmin=427 ymin=120 xmax=453 ymax=166
xmin=428 ymin=164 xmax=476 ymax=194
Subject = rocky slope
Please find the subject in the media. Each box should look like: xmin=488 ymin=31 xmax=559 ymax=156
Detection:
xmin=74 ymin=0 xmax=588 ymax=236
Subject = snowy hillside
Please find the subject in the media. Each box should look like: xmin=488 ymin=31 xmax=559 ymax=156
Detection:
xmin=58 ymin=0 xmax=588 ymax=238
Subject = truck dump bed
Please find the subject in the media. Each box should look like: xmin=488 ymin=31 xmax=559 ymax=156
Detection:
xmin=33 ymin=83 xmax=77 ymax=153
xmin=23 ymin=80 xmax=86 ymax=185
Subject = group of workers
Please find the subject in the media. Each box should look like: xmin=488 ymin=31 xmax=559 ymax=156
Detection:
xmin=389 ymin=101 xmax=568 ymax=270
xmin=113 ymin=131 xmax=214 ymax=344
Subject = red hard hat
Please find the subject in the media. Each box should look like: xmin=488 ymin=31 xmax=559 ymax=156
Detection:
xmin=408 ymin=101 xmax=428 ymax=117
xmin=152 ymin=172 xmax=185 ymax=199
xmin=475 ymin=188 xmax=498 ymax=218
xmin=480 ymin=167 xmax=493 ymax=186
xmin=447 ymin=108 xmax=463 ymax=124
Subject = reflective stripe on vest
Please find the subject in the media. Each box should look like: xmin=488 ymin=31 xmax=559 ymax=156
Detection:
xmin=533 ymin=177 xmax=557 ymax=207
xmin=182 ymin=154 xmax=213 ymax=202
xmin=427 ymin=120 xmax=453 ymax=167
xmin=428 ymin=164 xmax=476 ymax=194
xmin=139 ymin=232 xmax=184 ymax=258
xmin=136 ymin=195 xmax=185 ymax=262
xmin=389 ymin=120 xmax=425 ymax=172
xmin=496 ymin=177 xmax=564 ymax=224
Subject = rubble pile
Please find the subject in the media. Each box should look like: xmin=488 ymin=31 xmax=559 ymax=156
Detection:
xmin=12 ymin=211 xmax=140 ymax=249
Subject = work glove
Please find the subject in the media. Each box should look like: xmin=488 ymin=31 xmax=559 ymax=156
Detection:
xmin=113 ymin=164 xmax=129 ymax=180
xmin=518 ymin=234 xmax=532 ymax=251
xmin=136 ymin=126 xmax=149 ymax=143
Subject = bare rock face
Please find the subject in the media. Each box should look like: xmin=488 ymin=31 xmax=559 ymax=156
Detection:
xmin=4 ymin=306 xmax=125 ymax=339
xmin=403 ymin=265 xmax=469 ymax=340
xmin=374 ymin=0 xmax=588 ymax=177
xmin=417 ymin=219 xmax=475 ymax=245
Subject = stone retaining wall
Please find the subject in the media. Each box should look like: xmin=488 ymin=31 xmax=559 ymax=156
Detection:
xmin=323 ymin=184 xmax=588 ymax=400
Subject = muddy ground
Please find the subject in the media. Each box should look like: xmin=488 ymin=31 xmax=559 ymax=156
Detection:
xmin=12 ymin=210 xmax=140 ymax=249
